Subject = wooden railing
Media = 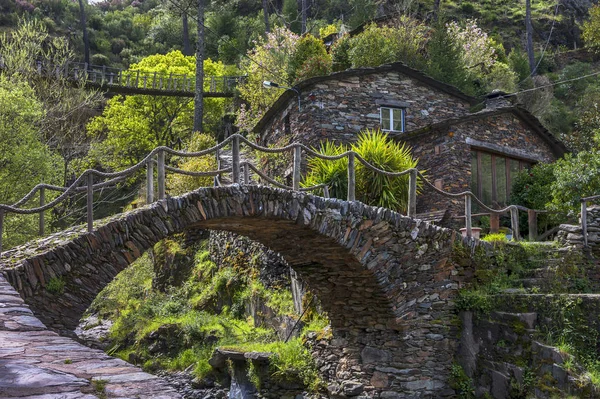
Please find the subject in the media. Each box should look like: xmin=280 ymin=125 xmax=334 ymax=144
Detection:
xmin=29 ymin=59 xmax=246 ymax=97
xmin=0 ymin=134 xmax=548 ymax=254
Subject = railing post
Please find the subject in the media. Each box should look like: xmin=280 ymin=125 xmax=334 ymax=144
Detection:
xmin=464 ymin=194 xmax=472 ymax=238
xmin=510 ymin=206 xmax=520 ymax=241
xmin=102 ymin=65 xmax=106 ymax=84
xmin=323 ymin=185 xmax=330 ymax=198
xmin=39 ymin=187 xmax=45 ymax=236
xmin=232 ymin=136 xmax=241 ymax=184
xmin=528 ymin=209 xmax=537 ymax=241
xmin=87 ymin=172 xmax=94 ymax=233
xmin=408 ymin=169 xmax=417 ymax=218
xmin=157 ymin=150 xmax=166 ymax=200
xmin=146 ymin=158 xmax=154 ymax=204
xmin=490 ymin=214 xmax=500 ymax=233
xmin=293 ymin=145 xmax=302 ymax=191
xmin=244 ymin=163 xmax=250 ymax=185
xmin=582 ymin=201 xmax=588 ymax=247
xmin=0 ymin=209 xmax=4 ymax=254
xmin=152 ymin=72 xmax=157 ymax=89
xmin=347 ymin=152 xmax=356 ymax=201
xmin=135 ymin=70 xmax=140 ymax=87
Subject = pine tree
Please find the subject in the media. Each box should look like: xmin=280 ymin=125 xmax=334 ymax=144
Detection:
xmin=426 ymin=23 xmax=473 ymax=95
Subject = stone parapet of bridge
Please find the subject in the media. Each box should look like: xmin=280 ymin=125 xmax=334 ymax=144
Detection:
xmin=0 ymin=185 xmax=479 ymax=397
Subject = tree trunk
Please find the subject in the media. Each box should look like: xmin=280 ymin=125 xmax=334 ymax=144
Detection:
xmin=182 ymin=12 xmax=192 ymax=56
xmin=301 ymin=0 xmax=307 ymax=34
xmin=193 ymin=0 xmax=205 ymax=133
xmin=78 ymin=0 xmax=90 ymax=65
xmin=263 ymin=0 xmax=270 ymax=33
xmin=432 ymin=0 xmax=441 ymax=21
xmin=526 ymin=0 xmax=536 ymax=74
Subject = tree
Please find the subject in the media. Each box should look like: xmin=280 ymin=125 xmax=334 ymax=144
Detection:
xmin=0 ymin=19 xmax=103 ymax=185
xmin=194 ymin=0 xmax=206 ymax=133
xmin=288 ymin=34 xmax=330 ymax=81
xmin=348 ymin=19 xmax=427 ymax=69
xmin=87 ymin=51 xmax=228 ymax=170
xmin=583 ymin=4 xmax=600 ymax=52
xmin=525 ymin=0 xmax=535 ymax=74
xmin=0 ymin=76 xmax=62 ymax=248
xmin=78 ymin=0 xmax=91 ymax=65
xmin=426 ymin=21 xmax=472 ymax=94
xmin=237 ymin=27 xmax=299 ymax=132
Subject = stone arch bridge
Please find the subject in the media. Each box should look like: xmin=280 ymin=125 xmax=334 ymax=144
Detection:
xmin=0 ymin=185 xmax=475 ymax=398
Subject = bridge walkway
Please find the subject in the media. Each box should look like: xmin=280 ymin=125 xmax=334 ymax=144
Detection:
xmin=0 ymin=274 xmax=181 ymax=399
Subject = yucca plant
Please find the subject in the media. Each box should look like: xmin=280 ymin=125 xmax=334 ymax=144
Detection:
xmin=352 ymin=129 xmax=422 ymax=212
xmin=301 ymin=141 xmax=348 ymax=199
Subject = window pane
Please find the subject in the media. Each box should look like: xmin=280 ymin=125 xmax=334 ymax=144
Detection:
xmin=481 ymin=153 xmax=493 ymax=205
xmin=496 ymin=157 xmax=507 ymax=205
xmin=381 ymin=108 xmax=391 ymax=130
xmin=392 ymin=109 xmax=403 ymax=131
xmin=471 ymin=151 xmax=478 ymax=197
xmin=510 ymin=159 xmax=520 ymax=183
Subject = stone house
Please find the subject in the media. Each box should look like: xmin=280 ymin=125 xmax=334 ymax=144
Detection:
xmin=252 ymin=62 xmax=567 ymax=221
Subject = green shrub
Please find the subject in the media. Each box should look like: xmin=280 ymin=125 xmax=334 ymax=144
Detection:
xmin=348 ymin=19 xmax=427 ymax=69
xmin=46 ymin=277 xmax=66 ymax=295
xmin=330 ymin=34 xmax=352 ymax=72
xmin=302 ymin=141 xmax=348 ymax=199
xmin=352 ymin=129 xmax=421 ymax=212
xmin=481 ymin=233 xmax=508 ymax=243
xmin=289 ymin=34 xmax=330 ymax=81
xmin=303 ymin=130 xmax=422 ymax=212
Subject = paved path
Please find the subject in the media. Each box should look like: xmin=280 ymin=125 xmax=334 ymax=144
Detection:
xmin=0 ymin=275 xmax=181 ymax=399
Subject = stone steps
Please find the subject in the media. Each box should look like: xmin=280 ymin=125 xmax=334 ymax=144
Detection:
xmin=0 ymin=274 xmax=181 ymax=399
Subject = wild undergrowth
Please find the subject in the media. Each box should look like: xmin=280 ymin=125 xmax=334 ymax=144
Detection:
xmin=88 ymin=242 xmax=328 ymax=391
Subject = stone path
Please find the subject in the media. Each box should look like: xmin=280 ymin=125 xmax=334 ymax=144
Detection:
xmin=0 ymin=275 xmax=181 ymax=399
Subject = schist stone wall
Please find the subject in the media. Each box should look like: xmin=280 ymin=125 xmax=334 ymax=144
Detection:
xmin=404 ymin=110 xmax=559 ymax=215
xmin=257 ymin=65 xmax=473 ymax=148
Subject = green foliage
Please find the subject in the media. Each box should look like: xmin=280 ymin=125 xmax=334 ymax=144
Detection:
xmin=92 ymin=379 xmax=108 ymax=399
xmin=319 ymin=24 xmax=338 ymax=38
xmin=289 ymin=34 xmax=331 ymax=82
xmin=0 ymin=75 xmax=62 ymax=248
xmin=168 ymin=133 xmax=218 ymax=196
xmin=550 ymin=151 xmax=600 ymax=216
xmin=237 ymin=27 xmax=299 ymax=132
xmin=426 ymin=22 xmax=473 ymax=95
xmin=46 ymin=277 xmax=66 ymax=294
xmin=87 ymin=51 xmax=228 ymax=170
xmin=330 ymin=33 xmax=352 ymax=72
xmin=510 ymin=162 xmax=558 ymax=229
xmin=303 ymin=130 xmax=422 ymax=212
xmin=450 ymin=363 xmax=475 ymax=399
xmin=508 ymin=48 xmax=531 ymax=84
xmin=481 ymin=233 xmax=508 ymax=243
xmin=302 ymin=141 xmax=348 ymax=199
xmin=483 ymin=62 xmax=517 ymax=93
xmin=353 ymin=130 xmax=421 ymax=212
xmin=348 ymin=19 xmax=427 ymax=69
xmin=583 ymin=4 xmax=600 ymax=53
xmin=283 ymin=0 xmax=301 ymax=34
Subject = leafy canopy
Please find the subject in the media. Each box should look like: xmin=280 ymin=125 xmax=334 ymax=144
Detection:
xmin=86 ymin=51 xmax=229 ymax=171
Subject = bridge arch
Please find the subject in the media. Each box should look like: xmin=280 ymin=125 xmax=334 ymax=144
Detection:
xmin=0 ymin=185 xmax=469 ymax=396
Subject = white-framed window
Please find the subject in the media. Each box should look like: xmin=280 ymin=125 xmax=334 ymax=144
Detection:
xmin=380 ymin=107 xmax=405 ymax=132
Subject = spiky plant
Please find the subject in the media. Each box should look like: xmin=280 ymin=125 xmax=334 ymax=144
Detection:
xmin=301 ymin=141 xmax=348 ymax=200
xmin=352 ymin=129 xmax=421 ymax=212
